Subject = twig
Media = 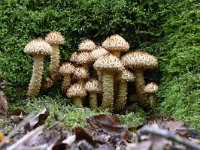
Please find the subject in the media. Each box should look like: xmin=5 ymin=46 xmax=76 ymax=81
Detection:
xmin=0 ymin=113 xmax=34 ymax=148
xmin=138 ymin=126 xmax=200 ymax=150
xmin=6 ymin=125 xmax=44 ymax=150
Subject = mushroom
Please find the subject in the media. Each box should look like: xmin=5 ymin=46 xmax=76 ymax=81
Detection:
xmin=121 ymin=51 xmax=158 ymax=109
xmin=93 ymin=54 xmax=124 ymax=112
xmin=85 ymin=79 xmax=101 ymax=109
xmin=24 ymin=38 xmax=53 ymax=96
xmin=0 ymin=91 xmax=8 ymax=116
xmin=75 ymin=51 xmax=91 ymax=70
xmin=45 ymin=32 xmax=65 ymax=83
xmin=114 ymin=69 xmax=135 ymax=112
xmin=66 ymin=83 xmax=86 ymax=107
xmin=59 ymin=63 xmax=75 ymax=93
xmin=89 ymin=46 xmax=110 ymax=80
xmin=102 ymin=34 xmax=129 ymax=58
xmin=73 ymin=67 xmax=89 ymax=84
xmin=144 ymin=82 xmax=158 ymax=111
xmin=41 ymin=77 xmax=53 ymax=90
xmin=78 ymin=39 xmax=96 ymax=52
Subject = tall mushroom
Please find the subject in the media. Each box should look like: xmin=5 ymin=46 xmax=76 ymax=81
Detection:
xmin=121 ymin=51 xmax=158 ymax=109
xmin=24 ymin=39 xmax=53 ymax=97
xmin=66 ymin=83 xmax=86 ymax=107
xmin=144 ymin=82 xmax=158 ymax=111
xmin=45 ymin=32 xmax=65 ymax=83
xmin=93 ymin=54 xmax=124 ymax=112
xmin=85 ymin=79 xmax=101 ymax=109
xmin=102 ymin=34 xmax=129 ymax=58
xmin=59 ymin=63 xmax=75 ymax=93
xmin=114 ymin=69 xmax=135 ymax=112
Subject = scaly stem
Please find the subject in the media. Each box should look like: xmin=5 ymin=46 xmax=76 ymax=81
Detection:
xmin=49 ymin=44 xmax=60 ymax=83
xmin=149 ymin=94 xmax=156 ymax=112
xmin=61 ymin=75 xmax=71 ymax=93
xmin=114 ymin=81 xmax=127 ymax=112
xmin=89 ymin=93 xmax=98 ymax=109
xmin=27 ymin=56 xmax=44 ymax=96
xmin=102 ymin=71 xmax=114 ymax=112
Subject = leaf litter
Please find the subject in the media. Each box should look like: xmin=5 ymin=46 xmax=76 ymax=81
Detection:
xmin=0 ymin=108 xmax=200 ymax=150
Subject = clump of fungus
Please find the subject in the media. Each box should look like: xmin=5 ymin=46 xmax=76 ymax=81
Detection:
xmin=93 ymin=54 xmax=124 ymax=112
xmin=114 ymin=69 xmax=135 ymax=112
xmin=85 ymin=79 xmax=101 ymax=109
xmin=78 ymin=39 xmax=96 ymax=52
xmin=144 ymin=82 xmax=158 ymax=111
xmin=73 ymin=67 xmax=89 ymax=84
xmin=102 ymin=34 xmax=129 ymax=58
xmin=121 ymin=51 xmax=158 ymax=109
xmin=24 ymin=38 xmax=53 ymax=97
xmin=59 ymin=63 xmax=75 ymax=93
xmin=66 ymin=83 xmax=86 ymax=107
xmin=45 ymin=31 xmax=65 ymax=83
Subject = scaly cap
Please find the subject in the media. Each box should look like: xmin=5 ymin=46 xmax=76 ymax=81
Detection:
xmin=67 ymin=83 xmax=86 ymax=97
xmin=78 ymin=39 xmax=96 ymax=51
xmin=45 ymin=31 xmax=65 ymax=45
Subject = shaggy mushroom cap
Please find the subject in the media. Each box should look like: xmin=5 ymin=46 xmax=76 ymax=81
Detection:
xmin=73 ymin=67 xmax=89 ymax=79
xmin=144 ymin=82 xmax=158 ymax=93
xmin=102 ymin=34 xmax=129 ymax=51
xmin=67 ymin=83 xmax=86 ymax=98
xmin=75 ymin=51 xmax=91 ymax=64
xmin=90 ymin=46 xmax=109 ymax=62
xmin=78 ymin=39 xmax=96 ymax=51
xmin=121 ymin=51 xmax=158 ymax=69
xmin=70 ymin=52 xmax=78 ymax=63
xmin=59 ymin=63 xmax=75 ymax=75
xmin=93 ymin=54 xmax=124 ymax=72
xmin=24 ymin=38 xmax=52 ymax=55
xmin=45 ymin=31 xmax=65 ymax=45
xmin=120 ymin=70 xmax=135 ymax=82
xmin=85 ymin=79 xmax=101 ymax=93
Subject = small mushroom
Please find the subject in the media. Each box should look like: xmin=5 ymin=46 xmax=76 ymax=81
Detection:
xmin=85 ymin=79 xmax=101 ymax=109
xmin=24 ymin=39 xmax=52 ymax=96
xmin=102 ymin=34 xmax=129 ymax=58
xmin=41 ymin=77 xmax=53 ymax=90
xmin=45 ymin=32 xmax=65 ymax=83
xmin=73 ymin=67 xmax=89 ymax=84
xmin=144 ymin=82 xmax=158 ymax=111
xmin=66 ymin=83 xmax=86 ymax=107
xmin=75 ymin=51 xmax=91 ymax=69
xmin=78 ymin=39 xmax=96 ymax=52
xmin=121 ymin=51 xmax=158 ymax=109
xmin=93 ymin=54 xmax=124 ymax=112
xmin=59 ymin=63 xmax=75 ymax=93
xmin=114 ymin=70 xmax=135 ymax=112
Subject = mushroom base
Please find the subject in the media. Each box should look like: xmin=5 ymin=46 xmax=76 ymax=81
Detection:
xmin=114 ymin=81 xmax=127 ymax=112
xmin=27 ymin=56 xmax=44 ymax=97
xmin=89 ymin=93 xmax=98 ymax=109
xmin=102 ymin=72 xmax=114 ymax=112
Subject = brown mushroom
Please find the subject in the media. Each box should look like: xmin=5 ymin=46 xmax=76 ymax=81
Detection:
xmin=73 ymin=67 xmax=89 ymax=84
xmin=114 ymin=69 xmax=135 ymax=112
xmin=24 ymin=39 xmax=52 ymax=96
xmin=93 ymin=54 xmax=124 ymax=112
xmin=75 ymin=51 xmax=91 ymax=70
xmin=66 ymin=83 xmax=86 ymax=107
xmin=85 ymin=79 xmax=101 ymax=109
xmin=102 ymin=34 xmax=129 ymax=58
xmin=59 ymin=63 xmax=75 ymax=93
xmin=121 ymin=51 xmax=158 ymax=109
xmin=78 ymin=39 xmax=96 ymax=52
xmin=144 ymin=82 xmax=158 ymax=111
xmin=45 ymin=32 xmax=65 ymax=83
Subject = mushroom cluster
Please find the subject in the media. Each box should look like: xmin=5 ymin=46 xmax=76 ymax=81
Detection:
xmin=24 ymin=33 xmax=159 ymax=112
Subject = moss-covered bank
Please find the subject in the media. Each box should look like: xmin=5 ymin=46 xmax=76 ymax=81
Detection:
xmin=0 ymin=0 xmax=199 ymax=129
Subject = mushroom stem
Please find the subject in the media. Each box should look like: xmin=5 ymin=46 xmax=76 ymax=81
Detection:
xmin=73 ymin=97 xmax=82 ymax=107
xmin=134 ymin=69 xmax=147 ymax=108
xmin=27 ymin=56 xmax=44 ymax=96
xmin=102 ymin=71 xmax=114 ymax=112
xmin=149 ymin=94 xmax=156 ymax=112
xmin=61 ymin=76 xmax=71 ymax=93
xmin=111 ymin=51 xmax=120 ymax=58
xmin=49 ymin=44 xmax=60 ymax=82
xmin=114 ymin=81 xmax=127 ymax=112
xmin=89 ymin=93 xmax=98 ymax=109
